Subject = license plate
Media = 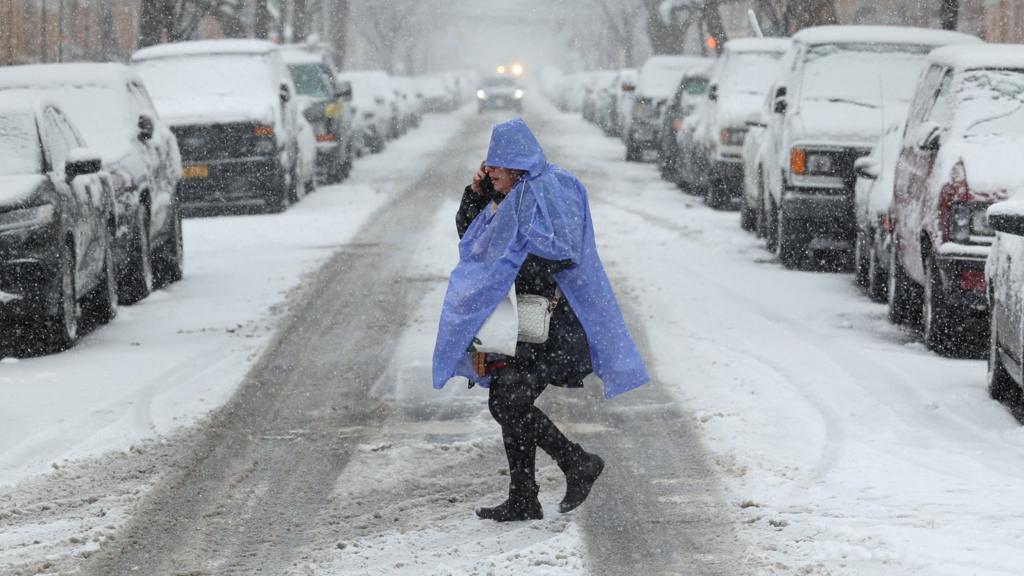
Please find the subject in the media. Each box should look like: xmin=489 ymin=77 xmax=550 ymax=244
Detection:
xmin=183 ymin=165 xmax=209 ymax=179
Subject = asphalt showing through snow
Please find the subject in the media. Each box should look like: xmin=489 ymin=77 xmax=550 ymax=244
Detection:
xmin=81 ymin=103 xmax=746 ymax=575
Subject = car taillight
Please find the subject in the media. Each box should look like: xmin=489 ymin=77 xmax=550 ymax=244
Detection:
xmin=672 ymin=118 xmax=684 ymax=131
xmin=719 ymin=128 xmax=747 ymax=146
xmin=316 ymin=133 xmax=336 ymax=143
xmin=254 ymin=125 xmax=274 ymax=137
xmin=960 ymin=269 xmax=986 ymax=293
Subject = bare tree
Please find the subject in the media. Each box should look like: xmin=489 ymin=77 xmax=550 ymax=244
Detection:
xmin=939 ymin=0 xmax=959 ymax=30
xmin=137 ymin=0 xmax=248 ymax=48
xmin=350 ymin=1 xmax=440 ymax=73
xmin=596 ymin=0 xmax=645 ymax=67
xmin=786 ymin=0 xmax=837 ymax=32
xmin=324 ymin=0 xmax=350 ymax=66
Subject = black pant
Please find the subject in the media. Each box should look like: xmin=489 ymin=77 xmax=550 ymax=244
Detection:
xmin=488 ymin=367 xmax=583 ymax=497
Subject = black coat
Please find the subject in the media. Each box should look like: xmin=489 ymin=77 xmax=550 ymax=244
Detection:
xmin=457 ymin=187 xmax=592 ymax=387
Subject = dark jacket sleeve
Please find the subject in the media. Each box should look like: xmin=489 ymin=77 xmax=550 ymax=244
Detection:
xmin=456 ymin=186 xmax=489 ymax=239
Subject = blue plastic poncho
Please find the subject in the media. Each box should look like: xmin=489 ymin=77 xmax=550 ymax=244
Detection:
xmin=432 ymin=118 xmax=649 ymax=399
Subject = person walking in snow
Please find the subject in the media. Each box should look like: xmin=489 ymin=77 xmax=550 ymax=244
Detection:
xmin=432 ymin=117 xmax=649 ymax=522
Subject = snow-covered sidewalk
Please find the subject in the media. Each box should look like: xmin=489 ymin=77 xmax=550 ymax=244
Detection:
xmin=0 ymin=106 xmax=472 ymax=488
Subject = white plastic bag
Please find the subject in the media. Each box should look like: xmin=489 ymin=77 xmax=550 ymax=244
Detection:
xmin=471 ymin=287 xmax=518 ymax=355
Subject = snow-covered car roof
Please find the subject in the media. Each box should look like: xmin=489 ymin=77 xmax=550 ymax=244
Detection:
xmin=793 ymin=25 xmax=979 ymax=47
xmin=0 ymin=92 xmax=48 ymax=116
xmin=132 ymin=39 xmax=278 ymax=62
xmin=638 ymin=56 xmax=712 ymax=99
xmin=929 ymin=44 xmax=1024 ymax=71
xmin=722 ymin=37 xmax=792 ymax=54
xmin=0 ymin=62 xmax=143 ymax=92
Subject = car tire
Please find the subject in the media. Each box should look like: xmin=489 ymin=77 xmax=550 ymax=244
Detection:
xmin=625 ymin=135 xmax=642 ymax=162
xmin=153 ymin=201 xmax=184 ymax=287
xmin=867 ymin=230 xmax=888 ymax=303
xmin=84 ymin=230 xmax=118 ymax=326
xmin=706 ymin=180 xmax=728 ymax=210
xmin=120 ymin=202 xmax=153 ymax=305
xmin=42 ymin=238 xmax=79 ymax=351
xmin=740 ymin=202 xmax=757 ymax=232
xmin=854 ymin=228 xmax=870 ymax=287
xmin=887 ymin=240 xmax=921 ymax=326
xmin=988 ymin=309 xmax=1021 ymax=405
xmin=776 ymin=204 xmax=803 ymax=269
xmin=923 ymin=254 xmax=958 ymax=354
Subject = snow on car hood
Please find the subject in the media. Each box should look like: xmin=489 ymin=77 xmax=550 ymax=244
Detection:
xmin=0 ymin=174 xmax=45 ymax=208
xmin=716 ymin=93 xmax=763 ymax=129
xmin=793 ymin=100 xmax=908 ymax=146
xmin=152 ymin=96 xmax=273 ymax=127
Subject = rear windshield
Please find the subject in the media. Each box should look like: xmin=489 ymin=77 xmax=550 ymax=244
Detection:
xmin=960 ymin=69 xmax=1024 ymax=140
xmin=289 ymin=63 xmax=332 ymax=98
xmin=135 ymin=55 xmax=274 ymax=100
xmin=0 ymin=113 xmax=41 ymax=176
xmin=801 ymin=43 xmax=934 ymax=108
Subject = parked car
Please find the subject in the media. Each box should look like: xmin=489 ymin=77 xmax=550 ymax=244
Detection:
xmin=697 ymin=38 xmax=791 ymax=209
xmin=280 ymin=45 xmax=355 ymax=184
xmin=0 ymin=63 xmax=184 ymax=303
xmin=417 ymin=75 xmax=454 ymax=113
xmin=582 ymin=71 xmax=616 ymax=125
xmin=890 ymin=45 xmax=1024 ymax=354
xmin=132 ymin=40 xmax=303 ymax=214
xmin=336 ymin=71 xmax=391 ymax=155
xmin=657 ymin=66 xmax=712 ymax=185
xmin=760 ymin=26 xmax=980 ymax=268
xmin=391 ymin=76 xmax=423 ymax=133
xmin=612 ymin=69 xmax=638 ymax=140
xmin=626 ymin=56 xmax=711 ymax=162
xmin=0 ymin=98 xmax=117 ymax=350
xmin=986 ymin=197 xmax=1024 ymax=409
xmin=852 ymin=122 xmax=903 ymax=302
xmin=740 ymin=85 xmax=777 ymax=234
xmin=477 ymin=75 xmax=524 ymax=113
xmin=592 ymin=72 xmax=622 ymax=135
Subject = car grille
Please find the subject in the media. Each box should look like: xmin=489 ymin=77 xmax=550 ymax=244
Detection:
xmin=171 ymin=123 xmax=260 ymax=162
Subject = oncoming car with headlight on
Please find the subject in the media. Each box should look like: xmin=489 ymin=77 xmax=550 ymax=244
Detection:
xmin=477 ymin=76 xmax=523 ymax=114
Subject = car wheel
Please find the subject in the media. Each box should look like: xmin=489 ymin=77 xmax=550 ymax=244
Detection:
xmin=706 ymin=180 xmax=728 ymax=210
xmin=42 ymin=238 xmax=79 ymax=351
xmin=887 ymin=240 xmax=921 ymax=325
xmin=153 ymin=201 xmax=184 ymax=287
xmin=84 ymin=230 xmax=118 ymax=326
xmin=923 ymin=254 xmax=959 ymax=354
xmin=766 ymin=197 xmax=779 ymax=253
xmin=854 ymin=228 xmax=870 ymax=287
xmin=120 ymin=202 xmax=153 ymax=305
xmin=740 ymin=201 xmax=756 ymax=232
xmin=625 ymin=135 xmax=642 ymax=162
xmin=867 ymin=230 xmax=888 ymax=302
xmin=988 ymin=308 xmax=1021 ymax=404
xmin=776 ymin=204 xmax=803 ymax=269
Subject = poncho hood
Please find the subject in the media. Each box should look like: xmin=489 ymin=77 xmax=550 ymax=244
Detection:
xmin=433 ymin=118 xmax=649 ymax=399
xmin=484 ymin=117 xmax=548 ymax=177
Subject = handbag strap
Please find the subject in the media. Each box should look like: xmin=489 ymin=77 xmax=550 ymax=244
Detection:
xmin=548 ymin=287 xmax=562 ymax=314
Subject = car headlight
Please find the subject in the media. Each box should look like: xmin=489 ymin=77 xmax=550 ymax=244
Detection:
xmin=0 ymin=204 xmax=54 ymax=233
xmin=477 ymin=90 xmax=488 ymax=100
xmin=949 ymin=202 xmax=993 ymax=243
xmin=718 ymin=127 xmax=747 ymax=147
xmin=514 ymin=89 xmax=524 ymax=99
xmin=790 ymin=147 xmax=838 ymax=177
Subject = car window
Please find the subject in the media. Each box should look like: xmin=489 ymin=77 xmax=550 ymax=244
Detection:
xmin=129 ymin=82 xmax=158 ymax=116
xmin=42 ymin=108 xmax=73 ymax=169
xmin=926 ymin=70 xmax=955 ymax=127
xmin=0 ymin=111 xmax=42 ymax=175
xmin=906 ymin=65 xmax=945 ymax=132
xmin=289 ymin=63 xmax=332 ymax=98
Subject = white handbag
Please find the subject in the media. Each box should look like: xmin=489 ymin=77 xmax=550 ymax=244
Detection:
xmin=471 ymin=287 xmax=562 ymax=354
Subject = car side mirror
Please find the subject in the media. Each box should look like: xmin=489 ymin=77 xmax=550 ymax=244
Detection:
xmin=773 ymin=86 xmax=788 ymax=115
xmin=137 ymin=114 xmax=155 ymax=142
xmin=708 ymin=84 xmax=719 ymax=102
xmin=622 ymin=82 xmax=635 ymax=93
xmin=854 ymin=157 xmax=879 ymax=180
xmin=917 ymin=122 xmax=942 ymax=151
xmin=335 ymin=80 xmax=353 ymax=102
xmin=989 ymin=203 xmax=1024 ymax=236
xmin=374 ymin=96 xmax=385 ymax=105
xmin=279 ymin=83 xmax=291 ymax=104
xmin=65 ymin=148 xmax=102 ymax=181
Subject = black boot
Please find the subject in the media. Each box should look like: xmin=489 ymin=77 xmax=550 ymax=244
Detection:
xmin=476 ymin=491 xmax=543 ymax=522
xmin=559 ymin=452 xmax=604 ymax=513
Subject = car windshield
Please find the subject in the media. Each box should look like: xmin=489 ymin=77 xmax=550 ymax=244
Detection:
xmin=483 ymin=77 xmax=516 ymax=88
xmin=683 ymin=77 xmax=709 ymax=96
xmin=8 ymin=86 xmax=133 ymax=152
xmin=959 ymin=69 xmax=1024 ymax=140
xmin=0 ymin=112 xmax=41 ymax=175
xmin=289 ymin=63 xmax=332 ymax=98
xmin=718 ymin=52 xmax=784 ymax=96
xmin=135 ymin=55 xmax=274 ymax=100
xmin=801 ymin=43 xmax=934 ymax=108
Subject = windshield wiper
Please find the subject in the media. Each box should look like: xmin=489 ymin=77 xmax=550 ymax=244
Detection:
xmin=822 ymin=96 xmax=878 ymax=109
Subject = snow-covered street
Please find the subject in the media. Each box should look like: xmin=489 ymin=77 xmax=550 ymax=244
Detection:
xmin=2 ymin=92 xmax=1023 ymax=575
